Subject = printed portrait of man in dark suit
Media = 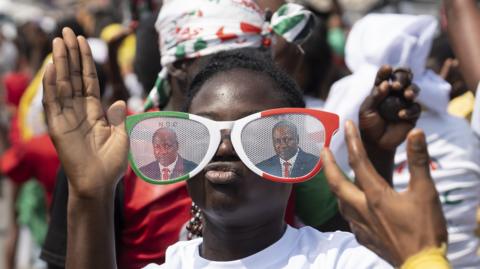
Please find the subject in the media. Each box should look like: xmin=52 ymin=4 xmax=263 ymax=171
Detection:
xmin=140 ymin=127 xmax=197 ymax=180
xmin=257 ymin=121 xmax=319 ymax=178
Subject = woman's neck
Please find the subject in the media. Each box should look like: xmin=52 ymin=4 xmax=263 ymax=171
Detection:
xmin=199 ymin=216 xmax=287 ymax=261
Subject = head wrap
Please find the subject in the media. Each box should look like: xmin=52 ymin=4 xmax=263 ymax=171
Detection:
xmin=144 ymin=0 xmax=313 ymax=110
xmin=323 ymin=13 xmax=451 ymax=172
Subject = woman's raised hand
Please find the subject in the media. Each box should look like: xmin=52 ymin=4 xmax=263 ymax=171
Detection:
xmin=322 ymin=121 xmax=447 ymax=267
xmin=42 ymin=27 xmax=129 ymax=198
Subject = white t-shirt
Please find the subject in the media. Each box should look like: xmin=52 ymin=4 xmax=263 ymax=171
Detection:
xmin=393 ymin=110 xmax=480 ymax=268
xmin=144 ymin=225 xmax=392 ymax=269
xmin=472 ymin=83 xmax=480 ymax=136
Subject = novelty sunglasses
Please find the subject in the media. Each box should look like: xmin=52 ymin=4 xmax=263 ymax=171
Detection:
xmin=126 ymin=108 xmax=339 ymax=185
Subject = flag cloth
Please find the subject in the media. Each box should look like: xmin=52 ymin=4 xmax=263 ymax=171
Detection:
xmin=144 ymin=1 xmax=313 ymax=110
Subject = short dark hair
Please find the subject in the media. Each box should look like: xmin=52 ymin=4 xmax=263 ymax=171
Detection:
xmin=273 ymin=120 xmax=298 ymax=134
xmin=272 ymin=120 xmax=299 ymax=141
xmin=183 ymin=48 xmax=305 ymax=111
xmin=152 ymin=127 xmax=178 ymax=145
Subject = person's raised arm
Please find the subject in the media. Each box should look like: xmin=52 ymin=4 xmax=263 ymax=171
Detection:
xmin=444 ymin=0 xmax=480 ymax=93
xmin=323 ymin=121 xmax=448 ymax=267
xmin=42 ymin=27 xmax=128 ymax=269
xmin=358 ymin=66 xmax=421 ymax=184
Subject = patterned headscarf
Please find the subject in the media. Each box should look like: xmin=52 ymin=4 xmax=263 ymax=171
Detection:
xmin=144 ymin=0 xmax=313 ymax=110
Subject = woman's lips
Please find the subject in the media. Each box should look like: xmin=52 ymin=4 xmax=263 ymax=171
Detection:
xmin=204 ymin=162 xmax=241 ymax=184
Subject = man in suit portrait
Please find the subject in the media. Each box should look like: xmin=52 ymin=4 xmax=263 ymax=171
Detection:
xmin=257 ymin=121 xmax=319 ymax=178
xmin=140 ymin=127 xmax=197 ymax=180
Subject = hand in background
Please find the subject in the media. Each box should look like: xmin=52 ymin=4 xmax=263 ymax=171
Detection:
xmin=357 ymin=66 xmax=421 ymax=184
xmin=42 ymin=27 xmax=128 ymax=198
xmin=359 ymin=65 xmax=421 ymax=151
xmin=322 ymin=121 xmax=447 ymax=267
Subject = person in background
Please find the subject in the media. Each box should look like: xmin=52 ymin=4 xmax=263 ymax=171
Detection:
xmin=443 ymin=0 xmax=480 ymax=137
xmin=41 ymin=2 xmax=317 ymax=268
xmin=323 ymin=122 xmax=449 ymax=269
xmin=325 ymin=13 xmax=480 ymax=268
xmin=42 ymin=28 xmax=449 ymax=267
xmin=444 ymin=1 xmax=480 ymax=245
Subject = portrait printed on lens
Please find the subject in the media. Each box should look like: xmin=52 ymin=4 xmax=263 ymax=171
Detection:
xmin=241 ymin=115 xmax=324 ymax=179
xmin=130 ymin=118 xmax=209 ymax=181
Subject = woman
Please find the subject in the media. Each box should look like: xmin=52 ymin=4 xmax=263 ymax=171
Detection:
xmin=42 ymin=29 xmax=447 ymax=268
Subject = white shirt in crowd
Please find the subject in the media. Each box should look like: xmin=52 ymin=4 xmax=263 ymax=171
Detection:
xmin=393 ymin=110 xmax=480 ymax=269
xmin=472 ymin=83 xmax=480 ymax=137
xmin=144 ymin=225 xmax=392 ymax=269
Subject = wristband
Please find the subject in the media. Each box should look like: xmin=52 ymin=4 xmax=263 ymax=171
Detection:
xmin=400 ymin=243 xmax=451 ymax=269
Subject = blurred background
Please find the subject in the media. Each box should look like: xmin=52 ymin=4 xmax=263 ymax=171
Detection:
xmin=0 ymin=0 xmax=478 ymax=268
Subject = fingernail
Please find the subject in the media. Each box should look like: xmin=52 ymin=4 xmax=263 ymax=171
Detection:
xmin=410 ymin=131 xmax=424 ymax=150
xmin=345 ymin=120 xmax=353 ymax=131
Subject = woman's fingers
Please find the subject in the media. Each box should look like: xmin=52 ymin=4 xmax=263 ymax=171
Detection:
xmin=344 ymin=121 xmax=388 ymax=196
xmin=62 ymin=28 xmax=83 ymax=98
xmin=398 ymin=103 xmax=421 ymax=121
xmin=403 ymin=84 xmax=420 ymax=101
xmin=42 ymin=63 xmax=61 ymax=122
xmin=77 ymin=35 xmax=106 ymax=125
xmin=77 ymin=36 xmax=100 ymax=99
xmin=405 ymin=130 xmax=435 ymax=192
xmin=106 ymin=100 xmax=127 ymax=128
xmin=322 ymin=147 xmax=366 ymax=213
xmin=374 ymin=65 xmax=393 ymax=86
xmin=52 ymin=38 xmax=73 ymax=109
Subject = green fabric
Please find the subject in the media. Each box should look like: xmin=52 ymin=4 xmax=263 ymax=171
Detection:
xmin=16 ymin=180 xmax=48 ymax=246
xmin=294 ymin=170 xmax=338 ymax=227
xmin=327 ymin=27 xmax=346 ymax=57
xmin=194 ymin=38 xmax=207 ymax=51
xmin=272 ymin=14 xmax=305 ymax=36
xmin=175 ymin=44 xmax=186 ymax=59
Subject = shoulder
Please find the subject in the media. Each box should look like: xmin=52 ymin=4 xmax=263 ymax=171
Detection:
xmin=257 ymin=155 xmax=278 ymax=166
xmin=181 ymin=157 xmax=197 ymax=168
xmin=298 ymin=149 xmax=319 ymax=162
xmin=140 ymin=161 xmax=158 ymax=170
xmin=294 ymin=226 xmax=392 ymax=269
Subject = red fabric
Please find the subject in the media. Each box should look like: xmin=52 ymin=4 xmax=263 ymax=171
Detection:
xmin=285 ymin=187 xmax=296 ymax=226
xmin=0 ymin=135 xmax=60 ymax=205
xmin=119 ymin=167 xmax=191 ymax=269
xmin=8 ymin=114 xmax=21 ymax=146
xmin=3 ymin=72 xmax=29 ymax=107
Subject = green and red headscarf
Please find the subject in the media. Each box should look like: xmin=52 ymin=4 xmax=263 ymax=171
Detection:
xmin=144 ymin=0 xmax=313 ymax=110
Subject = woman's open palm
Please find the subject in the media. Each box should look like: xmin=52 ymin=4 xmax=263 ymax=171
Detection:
xmin=42 ymin=28 xmax=128 ymax=198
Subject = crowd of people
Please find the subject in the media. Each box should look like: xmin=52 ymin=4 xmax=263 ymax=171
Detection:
xmin=0 ymin=0 xmax=479 ymax=268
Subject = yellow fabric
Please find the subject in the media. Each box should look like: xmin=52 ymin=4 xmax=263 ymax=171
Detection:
xmin=400 ymin=244 xmax=451 ymax=269
xmin=100 ymin=23 xmax=123 ymax=42
xmin=18 ymin=54 xmax=51 ymax=141
xmin=448 ymin=91 xmax=475 ymax=120
xmin=117 ymin=34 xmax=136 ymax=73
xmin=100 ymin=24 xmax=136 ymax=74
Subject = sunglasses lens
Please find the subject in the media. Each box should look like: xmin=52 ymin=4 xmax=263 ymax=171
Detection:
xmin=129 ymin=117 xmax=210 ymax=184
xmin=240 ymin=114 xmax=325 ymax=182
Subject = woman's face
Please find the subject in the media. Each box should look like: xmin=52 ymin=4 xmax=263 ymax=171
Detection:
xmin=187 ymin=68 xmax=292 ymax=226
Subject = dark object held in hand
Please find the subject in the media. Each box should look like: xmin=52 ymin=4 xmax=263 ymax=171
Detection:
xmin=378 ymin=69 xmax=413 ymax=122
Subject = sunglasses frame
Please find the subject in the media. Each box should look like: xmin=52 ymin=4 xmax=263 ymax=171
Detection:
xmin=126 ymin=108 xmax=339 ymax=185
